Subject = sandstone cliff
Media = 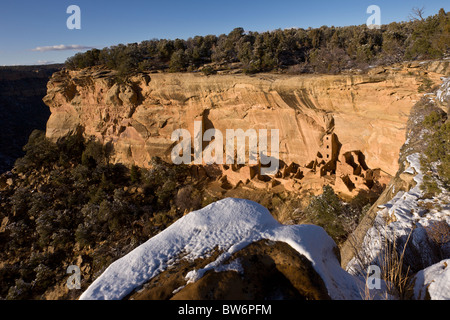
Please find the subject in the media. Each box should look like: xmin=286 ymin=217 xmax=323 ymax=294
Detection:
xmin=44 ymin=62 xmax=447 ymax=180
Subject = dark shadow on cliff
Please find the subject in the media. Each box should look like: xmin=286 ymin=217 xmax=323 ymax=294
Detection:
xmin=0 ymin=64 xmax=62 ymax=173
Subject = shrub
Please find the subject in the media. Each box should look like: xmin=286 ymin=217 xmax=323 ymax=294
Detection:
xmin=421 ymin=176 xmax=441 ymax=197
xmin=420 ymin=111 xmax=450 ymax=194
xmin=5 ymin=220 xmax=32 ymax=250
xmin=71 ymin=164 xmax=91 ymax=182
xmin=305 ymin=185 xmax=346 ymax=242
xmin=14 ymin=130 xmax=58 ymax=172
xmin=29 ymin=192 xmax=52 ymax=218
xmin=81 ymin=138 xmax=108 ymax=168
xmin=6 ymin=279 xmax=32 ymax=300
xmin=375 ymin=231 xmax=413 ymax=300
xmin=130 ymin=165 xmax=141 ymax=183
xmin=73 ymin=204 xmax=102 ymax=248
xmin=418 ymin=76 xmax=434 ymax=93
xmin=75 ymin=223 xmax=95 ymax=248
xmin=175 ymin=185 xmax=202 ymax=212
xmin=9 ymin=187 xmax=31 ymax=218
xmin=156 ymin=180 xmax=177 ymax=208
xmin=51 ymin=228 xmax=73 ymax=250
xmin=425 ymin=220 xmax=450 ymax=259
xmin=0 ymin=265 xmax=19 ymax=297
xmin=169 ymin=49 xmax=188 ymax=72
xmin=201 ymin=66 xmax=216 ymax=76
xmin=56 ymin=129 xmax=85 ymax=166
xmin=98 ymin=199 xmax=129 ymax=233
xmin=99 ymin=163 xmax=129 ymax=187
xmin=32 ymin=264 xmax=54 ymax=291
xmin=351 ymin=226 xmax=414 ymax=300
xmin=35 ymin=211 xmax=55 ymax=247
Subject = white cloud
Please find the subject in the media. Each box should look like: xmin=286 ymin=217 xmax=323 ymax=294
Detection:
xmin=31 ymin=44 xmax=94 ymax=52
xmin=36 ymin=60 xmax=56 ymax=65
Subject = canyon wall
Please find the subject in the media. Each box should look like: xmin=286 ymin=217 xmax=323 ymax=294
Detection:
xmin=0 ymin=65 xmax=62 ymax=172
xmin=43 ymin=61 xmax=448 ymax=177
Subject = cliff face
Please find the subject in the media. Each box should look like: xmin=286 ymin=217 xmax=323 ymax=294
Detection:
xmin=43 ymin=62 xmax=447 ymax=177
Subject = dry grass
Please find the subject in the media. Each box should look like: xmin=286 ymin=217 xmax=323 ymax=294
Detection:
xmin=350 ymin=225 xmax=414 ymax=300
xmin=379 ymin=230 xmax=413 ymax=299
xmin=273 ymin=202 xmax=305 ymax=225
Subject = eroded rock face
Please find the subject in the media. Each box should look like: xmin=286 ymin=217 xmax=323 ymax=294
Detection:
xmin=127 ymin=240 xmax=330 ymax=300
xmin=43 ymin=63 xmax=446 ymax=177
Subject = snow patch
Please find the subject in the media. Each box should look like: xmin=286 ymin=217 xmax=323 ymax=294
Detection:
xmin=79 ymin=198 xmax=363 ymax=300
xmin=347 ymin=153 xmax=425 ymax=273
xmin=347 ymin=151 xmax=450 ymax=299
xmin=436 ymin=77 xmax=450 ymax=103
xmin=414 ymin=259 xmax=450 ymax=300
xmin=213 ymin=258 xmax=244 ymax=274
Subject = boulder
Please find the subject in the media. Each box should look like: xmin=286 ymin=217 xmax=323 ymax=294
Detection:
xmin=128 ymin=240 xmax=330 ymax=300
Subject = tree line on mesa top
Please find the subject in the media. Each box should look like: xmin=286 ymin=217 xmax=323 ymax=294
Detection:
xmin=65 ymin=9 xmax=450 ymax=76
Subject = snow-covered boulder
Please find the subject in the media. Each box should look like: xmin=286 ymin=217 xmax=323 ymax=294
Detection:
xmin=79 ymin=198 xmax=364 ymax=300
xmin=413 ymin=259 xmax=450 ymax=300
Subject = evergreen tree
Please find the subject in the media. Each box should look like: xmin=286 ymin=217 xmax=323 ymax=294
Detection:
xmin=64 ymin=9 xmax=449 ymax=75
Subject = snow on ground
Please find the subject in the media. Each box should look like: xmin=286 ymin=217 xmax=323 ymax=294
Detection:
xmin=79 ymin=198 xmax=364 ymax=300
xmin=346 ymin=154 xmax=426 ymax=273
xmin=436 ymin=77 xmax=450 ymax=103
xmin=346 ymin=152 xmax=450 ymax=299
xmin=414 ymin=259 xmax=450 ymax=300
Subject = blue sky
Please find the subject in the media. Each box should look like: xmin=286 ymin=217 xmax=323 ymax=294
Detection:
xmin=0 ymin=0 xmax=448 ymax=66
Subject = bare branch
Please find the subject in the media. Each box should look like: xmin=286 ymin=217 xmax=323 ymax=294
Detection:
xmin=408 ymin=7 xmax=426 ymax=22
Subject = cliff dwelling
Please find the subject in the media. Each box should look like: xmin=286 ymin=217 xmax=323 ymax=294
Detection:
xmin=192 ymin=131 xmax=390 ymax=200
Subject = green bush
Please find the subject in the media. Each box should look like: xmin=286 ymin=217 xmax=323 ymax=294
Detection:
xmin=201 ymin=66 xmax=216 ymax=76
xmin=75 ymin=223 xmax=95 ymax=248
xmin=32 ymin=264 xmax=54 ymax=291
xmin=405 ymin=9 xmax=450 ymax=59
xmin=421 ymin=176 xmax=442 ymax=197
xmin=420 ymin=111 xmax=450 ymax=194
xmin=51 ymin=228 xmax=73 ymax=250
xmin=14 ymin=130 xmax=58 ymax=172
xmin=130 ymin=165 xmax=141 ymax=183
xmin=418 ymin=76 xmax=434 ymax=93
xmin=5 ymin=221 xmax=31 ymax=250
xmin=35 ymin=210 xmax=56 ymax=247
xmin=56 ymin=129 xmax=85 ymax=166
xmin=9 ymin=187 xmax=31 ymax=218
xmin=0 ymin=265 xmax=19 ymax=297
xmin=305 ymin=185 xmax=346 ymax=242
xmin=0 ymin=130 xmax=202 ymax=299
xmin=81 ymin=138 xmax=108 ymax=168
xmin=156 ymin=180 xmax=177 ymax=208
xmin=6 ymin=279 xmax=32 ymax=300
xmin=71 ymin=164 xmax=91 ymax=182
xmin=98 ymin=198 xmax=133 ymax=233
xmin=64 ymin=9 xmax=449 ymax=76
